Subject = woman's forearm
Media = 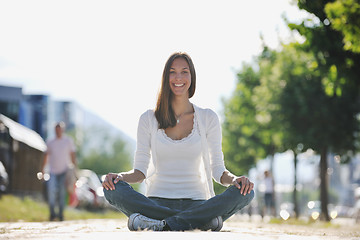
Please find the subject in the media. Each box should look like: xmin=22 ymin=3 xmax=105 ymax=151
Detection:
xmin=220 ymin=171 xmax=236 ymax=185
xmin=103 ymin=169 xmax=145 ymax=191
xmin=221 ymin=170 xmax=254 ymax=195
xmin=120 ymin=169 xmax=146 ymax=183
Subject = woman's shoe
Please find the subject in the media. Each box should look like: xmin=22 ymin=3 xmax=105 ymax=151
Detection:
xmin=128 ymin=213 xmax=166 ymax=231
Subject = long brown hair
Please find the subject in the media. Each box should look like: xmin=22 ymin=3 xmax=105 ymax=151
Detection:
xmin=155 ymin=52 xmax=196 ymax=129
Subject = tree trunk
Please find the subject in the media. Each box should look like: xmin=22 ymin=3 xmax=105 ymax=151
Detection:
xmin=293 ymin=151 xmax=299 ymax=218
xmin=269 ymin=153 xmax=276 ymax=216
xmin=320 ymin=147 xmax=330 ymax=221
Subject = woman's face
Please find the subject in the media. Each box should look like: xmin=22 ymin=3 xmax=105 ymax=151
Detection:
xmin=169 ymin=57 xmax=191 ymax=97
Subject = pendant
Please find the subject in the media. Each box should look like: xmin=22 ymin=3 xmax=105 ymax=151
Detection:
xmin=177 ymin=119 xmax=180 ymax=124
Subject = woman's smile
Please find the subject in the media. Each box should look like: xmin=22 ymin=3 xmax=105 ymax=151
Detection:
xmin=169 ymin=58 xmax=191 ymax=96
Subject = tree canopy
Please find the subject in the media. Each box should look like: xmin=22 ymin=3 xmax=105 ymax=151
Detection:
xmin=222 ymin=0 xmax=360 ymax=221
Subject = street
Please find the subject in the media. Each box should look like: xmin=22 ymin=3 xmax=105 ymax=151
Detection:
xmin=0 ymin=217 xmax=359 ymax=240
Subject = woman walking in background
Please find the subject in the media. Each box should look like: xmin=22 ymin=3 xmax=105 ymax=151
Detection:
xmin=102 ymin=52 xmax=254 ymax=231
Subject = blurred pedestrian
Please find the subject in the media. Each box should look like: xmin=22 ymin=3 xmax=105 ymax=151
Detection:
xmin=102 ymin=52 xmax=254 ymax=231
xmin=263 ymin=170 xmax=275 ymax=217
xmin=41 ymin=122 xmax=76 ymax=221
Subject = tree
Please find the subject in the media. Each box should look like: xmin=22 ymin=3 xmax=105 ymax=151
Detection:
xmin=223 ymin=37 xmax=359 ymax=220
xmin=287 ymin=0 xmax=360 ymax=221
xmin=221 ymin=46 xmax=288 ymax=205
xmin=222 ymin=64 xmax=262 ymax=176
xmin=68 ymin=126 xmax=133 ymax=176
xmin=258 ymin=44 xmax=312 ymax=218
xmin=79 ymin=136 xmax=132 ymax=175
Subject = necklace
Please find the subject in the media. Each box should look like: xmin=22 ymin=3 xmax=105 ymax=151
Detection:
xmin=174 ymin=103 xmax=194 ymax=124
xmin=175 ymin=110 xmax=193 ymax=124
xmin=175 ymin=114 xmax=183 ymax=124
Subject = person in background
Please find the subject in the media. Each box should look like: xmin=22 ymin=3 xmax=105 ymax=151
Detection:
xmin=263 ymin=170 xmax=275 ymax=217
xmin=102 ymin=52 xmax=254 ymax=231
xmin=42 ymin=122 xmax=76 ymax=221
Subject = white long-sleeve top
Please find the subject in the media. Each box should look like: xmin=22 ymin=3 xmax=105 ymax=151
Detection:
xmin=133 ymin=104 xmax=229 ymax=199
xmin=147 ymin=114 xmax=206 ymax=199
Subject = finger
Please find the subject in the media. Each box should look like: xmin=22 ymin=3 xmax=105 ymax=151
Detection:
xmin=248 ymin=183 xmax=254 ymax=193
xmin=114 ymin=175 xmax=121 ymax=184
xmin=233 ymin=180 xmax=241 ymax=189
xmin=102 ymin=180 xmax=111 ymax=190
xmin=103 ymin=174 xmax=115 ymax=190
xmin=240 ymin=182 xmax=245 ymax=194
xmin=102 ymin=176 xmax=108 ymax=189
xmin=108 ymin=177 xmax=115 ymax=190
xmin=242 ymin=183 xmax=250 ymax=195
xmin=242 ymin=178 xmax=251 ymax=194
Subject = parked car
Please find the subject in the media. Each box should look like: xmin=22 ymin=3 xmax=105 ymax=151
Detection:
xmin=0 ymin=161 xmax=9 ymax=193
xmin=73 ymin=169 xmax=107 ymax=209
xmin=354 ymin=187 xmax=360 ymax=223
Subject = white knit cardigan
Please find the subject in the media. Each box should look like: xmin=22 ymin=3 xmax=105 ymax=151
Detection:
xmin=133 ymin=104 xmax=229 ymax=199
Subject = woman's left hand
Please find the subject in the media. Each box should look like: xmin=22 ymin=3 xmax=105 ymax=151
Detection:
xmin=232 ymin=176 xmax=254 ymax=195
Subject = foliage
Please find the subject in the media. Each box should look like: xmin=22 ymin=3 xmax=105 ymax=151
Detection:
xmin=222 ymin=0 xmax=360 ymax=222
xmin=223 ymin=43 xmax=291 ymax=175
xmin=291 ymin=0 xmax=360 ymax=99
xmin=68 ymin=126 xmax=133 ymax=176
xmin=278 ymin=43 xmax=359 ymax=155
xmin=284 ymin=0 xmax=360 ymax=221
xmin=325 ymin=0 xmax=360 ymax=53
xmin=79 ymin=137 xmax=132 ymax=176
xmin=222 ymin=63 xmax=263 ymax=176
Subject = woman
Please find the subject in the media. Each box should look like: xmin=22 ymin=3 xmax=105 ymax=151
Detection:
xmin=102 ymin=52 xmax=254 ymax=231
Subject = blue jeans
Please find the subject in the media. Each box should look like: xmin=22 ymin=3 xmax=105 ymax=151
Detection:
xmin=104 ymin=181 xmax=254 ymax=231
xmin=264 ymin=193 xmax=274 ymax=207
xmin=47 ymin=172 xmax=66 ymax=220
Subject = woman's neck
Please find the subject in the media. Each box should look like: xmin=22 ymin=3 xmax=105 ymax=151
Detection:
xmin=172 ymin=97 xmax=193 ymax=116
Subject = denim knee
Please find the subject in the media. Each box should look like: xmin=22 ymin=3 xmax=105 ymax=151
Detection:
xmin=103 ymin=180 xmax=129 ymax=204
xmin=103 ymin=188 xmax=113 ymax=204
xmin=228 ymin=185 xmax=255 ymax=205
xmin=245 ymin=189 xmax=255 ymax=204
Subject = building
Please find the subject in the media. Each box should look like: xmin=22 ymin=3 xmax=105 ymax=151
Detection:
xmin=0 ymin=114 xmax=46 ymax=195
xmin=0 ymin=85 xmax=23 ymax=123
xmin=0 ymin=84 xmax=135 ymax=195
xmin=20 ymin=94 xmax=51 ymax=140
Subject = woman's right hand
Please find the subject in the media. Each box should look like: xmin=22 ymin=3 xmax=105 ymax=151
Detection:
xmin=102 ymin=173 xmax=124 ymax=191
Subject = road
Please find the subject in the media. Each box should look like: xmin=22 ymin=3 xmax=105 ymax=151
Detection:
xmin=0 ymin=217 xmax=359 ymax=240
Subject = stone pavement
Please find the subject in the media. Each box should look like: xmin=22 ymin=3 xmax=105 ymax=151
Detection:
xmin=0 ymin=218 xmax=359 ymax=240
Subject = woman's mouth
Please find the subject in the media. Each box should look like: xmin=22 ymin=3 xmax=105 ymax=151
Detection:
xmin=174 ymin=83 xmax=185 ymax=87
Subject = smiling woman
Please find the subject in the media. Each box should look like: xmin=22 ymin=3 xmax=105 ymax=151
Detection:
xmin=101 ymin=52 xmax=254 ymax=232
xmin=156 ymin=52 xmax=196 ymax=129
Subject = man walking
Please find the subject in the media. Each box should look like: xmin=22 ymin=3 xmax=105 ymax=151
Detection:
xmin=42 ymin=122 xmax=76 ymax=221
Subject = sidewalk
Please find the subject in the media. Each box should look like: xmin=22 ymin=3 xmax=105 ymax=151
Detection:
xmin=0 ymin=217 xmax=359 ymax=240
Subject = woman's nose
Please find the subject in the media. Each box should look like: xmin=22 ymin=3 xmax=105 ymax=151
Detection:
xmin=175 ymin=73 xmax=182 ymax=80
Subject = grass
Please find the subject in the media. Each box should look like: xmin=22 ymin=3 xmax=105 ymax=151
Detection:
xmin=268 ymin=216 xmax=341 ymax=228
xmin=0 ymin=194 xmax=125 ymax=222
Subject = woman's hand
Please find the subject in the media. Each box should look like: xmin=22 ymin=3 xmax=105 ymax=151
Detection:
xmin=102 ymin=173 xmax=123 ymax=191
xmin=232 ymin=176 xmax=254 ymax=195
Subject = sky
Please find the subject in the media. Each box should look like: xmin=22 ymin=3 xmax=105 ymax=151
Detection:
xmin=0 ymin=0 xmax=309 ymax=140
